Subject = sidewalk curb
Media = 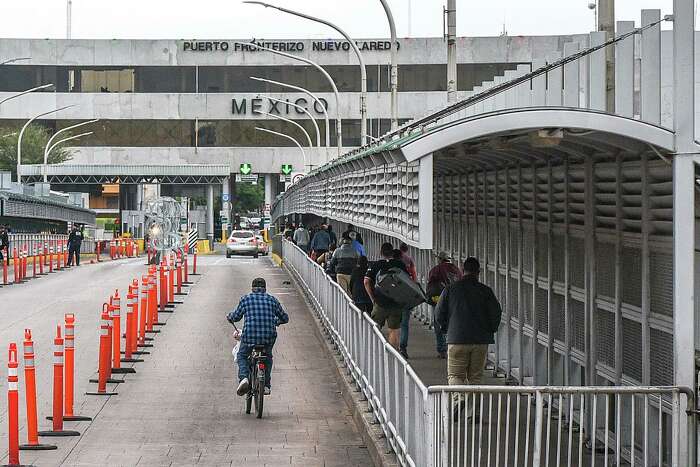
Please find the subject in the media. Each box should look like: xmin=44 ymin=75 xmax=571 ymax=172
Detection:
xmin=281 ymin=261 xmax=398 ymax=467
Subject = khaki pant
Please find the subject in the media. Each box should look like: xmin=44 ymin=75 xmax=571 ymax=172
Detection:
xmin=447 ymin=344 xmax=488 ymax=386
xmin=336 ymin=273 xmax=352 ymax=295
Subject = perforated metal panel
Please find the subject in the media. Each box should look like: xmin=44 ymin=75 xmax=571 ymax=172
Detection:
xmin=622 ymin=318 xmax=643 ymax=382
xmin=622 ymin=246 xmax=643 ymax=307
xmin=569 ymin=237 xmax=585 ymax=289
xmin=650 ymin=327 xmax=674 ymax=385
xmin=536 ymin=287 xmax=549 ymax=333
xmin=570 ymin=299 xmax=586 ymax=351
xmin=649 ymin=250 xmax=673 ymax=317
xmin=595 ymin=308 xmax=615 ymax=367
xmin=551 ymin=293 xmax=566 ymax=342
xmin=596 ymin=241 xmax=616 ymax=298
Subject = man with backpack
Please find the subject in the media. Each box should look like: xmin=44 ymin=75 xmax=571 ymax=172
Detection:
xmin=427 ymin=252 xmax=463 ymax=359
xmin=435 ymin=257 xmax=502 ymax=387
xmin=364 ymin=242 xmax=408 ymax=349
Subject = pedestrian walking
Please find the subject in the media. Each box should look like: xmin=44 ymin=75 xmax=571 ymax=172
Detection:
xmin=67 ymin=225 xmax=83 ymax=266
xmin=350 ymin=256 xmax=372 ymax=314
xmin=427 ymin=252 xmax=463 ymax=358
xmin=310 ymin=224 xmax=331 ymax=258
xmin=327 ymin=233 xmax=359 ymax=295
xmin=364 ymin=242 xmax=408 ymax=349
xmin=293 ymin=224 xmax=310 ymax=253
xmin=327 ymin=224 xmax=337 ymax=246
xmin=396 ymin=245 xmax=417 ymax=359
xmin=435 ymin=257 xmax=502 ymax=388
xmin=0 ymin=225 xmax=9 ymax=261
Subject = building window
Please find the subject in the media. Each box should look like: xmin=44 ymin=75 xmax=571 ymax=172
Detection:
xmin=78 ymin=68 xmax=135 ymax=93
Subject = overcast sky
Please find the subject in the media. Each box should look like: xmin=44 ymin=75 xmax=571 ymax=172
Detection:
xmin=1 ymin=0 xmax=679 ymax=40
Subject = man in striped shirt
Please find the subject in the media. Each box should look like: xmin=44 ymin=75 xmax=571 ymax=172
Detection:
xmin=227 ymin=277 xmax=289 ymax=396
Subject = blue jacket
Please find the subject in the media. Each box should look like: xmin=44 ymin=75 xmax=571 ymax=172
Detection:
xmin=227 ymin=292 xmax=289 ymax=344
xmin=310 ymin=230 xmax=331 ymax=252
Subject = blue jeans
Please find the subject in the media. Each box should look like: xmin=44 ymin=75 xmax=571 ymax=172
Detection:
xmin=433 ymin=307 xmax=447 ymax=353
xmin=400 ymin=310 xmax=410 ymax=351
xmin=237 ymin=339 xmax=275 ymax=388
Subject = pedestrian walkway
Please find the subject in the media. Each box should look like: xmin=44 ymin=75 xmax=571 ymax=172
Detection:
xmin=0 ymin=254 xmax=372 ymax=466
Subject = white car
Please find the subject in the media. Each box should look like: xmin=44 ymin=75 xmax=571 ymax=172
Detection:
xmin=226 ymin=230 xmax=259 ymax=258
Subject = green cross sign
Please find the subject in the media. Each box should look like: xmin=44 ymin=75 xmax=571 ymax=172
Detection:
xmin=281 ymin=164 xmax=293 ymax=175
xmin=240 ymin=163 xmax=252 ymax=175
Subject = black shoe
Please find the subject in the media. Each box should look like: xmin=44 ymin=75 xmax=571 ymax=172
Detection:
xmin=399 ymin=348 xmax=409 ymax=359
xmin=437 ymin=351 xmax=447 ymax=359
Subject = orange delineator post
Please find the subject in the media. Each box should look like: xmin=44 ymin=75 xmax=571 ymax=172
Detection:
xmin=12 ymin=247 xmax=19 ymax=284
xmin=148 ymin=269 xmax=165 ymax=328
xmin=168 ymin=254 xmax=175 ymax=303
xmin=7 ymin=343 xmax=21 ymax=465
xmin=19 ymin=330 xmax=57 ymax=451
xmin=159 ymin=261 xmax=167 ymax=311
xmin=39 ymin=246 xmax=44 ymax=274
xmin=38 ymin=326 xmax=80 ymax=437
xmin=183 ymin=248 xmax=189 ymax=283
xmin=192 ymin=246 xmax=198 ymax=275
xmin=138 ymin=276 xmax=149 ymax=342
xmin=63 ymin=315 xmax=92 ymax=422
xmin=176 ymin=253 xmax=183 ymax=294
xmin=122 ymin=282 xmax=147 ymax=360
xmin=111 ymin=291 xmax=120 ymax=369
xmin=85 ymin=308 xmax=118 ymax=396
xmin=32 ymin=247 xmax=37 ymax=278
xmin=2 ymin=248 xmax=8 ymax=285
xmin=48 ymin=244 xmax=53 ymax=273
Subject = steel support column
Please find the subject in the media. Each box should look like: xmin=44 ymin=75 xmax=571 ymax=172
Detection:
xmin=206 ymin=184 xmax=214 ymax=249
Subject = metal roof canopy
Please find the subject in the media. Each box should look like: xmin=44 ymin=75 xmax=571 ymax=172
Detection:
xmin=0 ymin=191 xmax=96 ymax=226
xmin=18 ymin=164 xmax=231 ymax=185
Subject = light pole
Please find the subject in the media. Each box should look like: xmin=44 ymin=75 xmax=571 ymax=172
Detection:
xmin=43 ymin=119 xmax=98 ymax=182
xmin=254 ymin=110 xmax=313 ymax=148
xmin=0 ymin=57 xmax=31 ymax=66
xmin=16 ymin=105 xmax=75 ymax=183
xmin=242 ymin=2 xmax=368 ymax=146
xmin=232 ymin=41 xmax=341 ymax=155
xmin=379 ymin=0 xmax=399 ymax=131
xmin=255 ymin=127 xmax=307 ymax=172
xmin=258 ymin=95 xmax=321 ymax=147
xmin=45 ymin=132 xmax=92 ymax=160
xmin=0 ymin=84 xmax=54 ymax=107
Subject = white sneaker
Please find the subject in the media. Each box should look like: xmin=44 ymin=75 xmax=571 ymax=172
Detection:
xmin=236 ymin=378 xmax=250 ymax=396
xmin=264 ymin=387 xmax=271 ymax=396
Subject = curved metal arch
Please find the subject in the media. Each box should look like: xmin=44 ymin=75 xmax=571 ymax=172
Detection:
xmin=400 ymin=108 xmax=676 ymax=163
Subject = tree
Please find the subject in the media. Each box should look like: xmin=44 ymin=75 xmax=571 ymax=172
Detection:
xmin=234 ymin=183 xmax=264 ymax=213
xmin=0 ymin=125 xmax=73 ymax=179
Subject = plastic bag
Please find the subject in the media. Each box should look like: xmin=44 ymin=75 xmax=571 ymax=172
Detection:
xmin=232 ymin=342 xmax=240 ymax=361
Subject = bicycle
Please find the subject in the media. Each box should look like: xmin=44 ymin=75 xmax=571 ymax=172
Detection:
xmin=245 ymin=345 xmax=267 ymax=419
xmin=232 ymin=323 xmax=267 ymax=419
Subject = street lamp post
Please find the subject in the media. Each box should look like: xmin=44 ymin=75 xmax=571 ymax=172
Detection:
xmin=254 ymin=110 xmax=314 ymax=148
xmin=16 ymin=105 xmax=75 ymax=183
xmin=43 ymin=119 xmax=99 ymax=182
xmin=255 ymin=127 xmax=307 ymax=171
xmin=379 ymin=0 xmax=399 ymax=131
xmin=231 ymin=41 xmax=342 ymax=156
xmin=0 ymin=84 xmax=54 ymax=107
xmin=45 ymin=131 xmax=93 ymax=157
xmin=242 ymin=2 xmax=368 ymax=146
xmin=258 ymin=94 xmax=322 ymax=147
xmin=253 ymin=79 xmax=329 ymax=145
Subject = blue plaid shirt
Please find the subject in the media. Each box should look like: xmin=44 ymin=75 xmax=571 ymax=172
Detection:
xmin=227 ymin=291 xmax=289 ymax=344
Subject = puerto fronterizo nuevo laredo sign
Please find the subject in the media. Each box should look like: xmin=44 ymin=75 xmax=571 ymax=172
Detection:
xmin=182 ymin=39 xmax=400 ymax=53
xmin=232 ymin=97 xmax=329 ymax=116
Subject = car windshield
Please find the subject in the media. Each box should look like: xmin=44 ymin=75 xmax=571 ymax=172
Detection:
xmin=230 ymin=231 xmax=253 ymax=239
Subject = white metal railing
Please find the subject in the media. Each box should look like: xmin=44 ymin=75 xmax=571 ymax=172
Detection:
xmin=282 ymin=238 xmax=431 ymax=467
xmin=280 ymin=239 xmax=696 ymax=466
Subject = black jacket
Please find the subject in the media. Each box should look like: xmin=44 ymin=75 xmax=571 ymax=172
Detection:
xmin=0 ymin=231 xmax=9 ymax=251
xmin=435 ymin=276 xmax=502 ymax=345
xmin=68 ymin=231 xmax=83 ymax=249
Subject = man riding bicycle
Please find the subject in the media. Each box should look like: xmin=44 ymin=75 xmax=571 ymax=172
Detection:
xmin=227 ymin=277 xmax=289 ymax=397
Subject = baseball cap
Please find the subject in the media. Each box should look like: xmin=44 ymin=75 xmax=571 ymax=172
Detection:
xmin=435 ymin=251 xmax=451 ymax=261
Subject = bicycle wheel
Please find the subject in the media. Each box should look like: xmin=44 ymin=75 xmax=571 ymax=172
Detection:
xmin=246 ymin=362 xmax=255 ymax=414
xmin=255 ymin=367 xmax=265 ymax=419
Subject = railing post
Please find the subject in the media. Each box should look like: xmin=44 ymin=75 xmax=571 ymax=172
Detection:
xmin=533 ymin=389 xmax=544 ymax=466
